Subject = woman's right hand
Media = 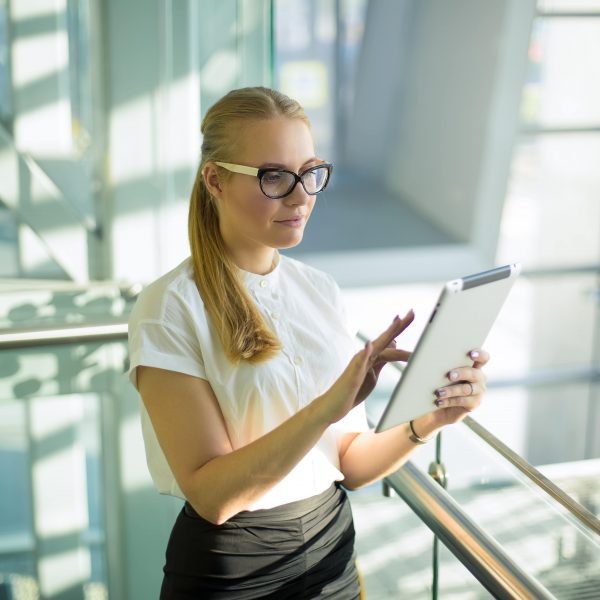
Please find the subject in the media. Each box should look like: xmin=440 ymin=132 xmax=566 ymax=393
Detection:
xmin=317 ymin=311 xmax=414 ymax=424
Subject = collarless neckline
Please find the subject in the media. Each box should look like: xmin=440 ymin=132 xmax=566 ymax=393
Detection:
xmin=239 ymin=251 xmax=281 ymax=288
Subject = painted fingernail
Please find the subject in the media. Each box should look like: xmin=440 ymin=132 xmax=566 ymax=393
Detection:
xmin=435 ymin=388 xmax=447 ymax=398
xmin=434 ymin=399 xmax=446 ymax=407
xmin=449 ymin=370 xmax=459 ymax=381
xmin=470 ymin=351 xmax=480 ymax=359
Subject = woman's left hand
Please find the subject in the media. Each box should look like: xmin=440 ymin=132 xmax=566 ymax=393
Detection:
xmin=430 ymin=349 xmax=490 ymax=426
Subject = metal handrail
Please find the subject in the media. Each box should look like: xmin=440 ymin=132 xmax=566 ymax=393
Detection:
xmin=1 ymin=279 xmax=143 ymax=298
xmin=0 ymin=322 xmax=128 ymax=349
xmin=463 ymin=416 xmax=600 ymax=536
xmin=385 ymin=461 xmax=556 ymax=599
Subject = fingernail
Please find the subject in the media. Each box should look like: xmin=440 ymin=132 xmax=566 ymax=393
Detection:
xmin=470 ymin=351 xmax=480 ymax=359
xmin=449 ymin=370 xmax=459 ymax=381
xmin=435 ymin=389 xmax=447 ymax=398
xmin=434 ymin=399 xmax=446 ymax=407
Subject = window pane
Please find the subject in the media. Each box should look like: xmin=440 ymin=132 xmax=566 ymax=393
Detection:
xmin=479 ymin=382 xmax=596 ymax=464
xmin=483 ymin=274 xmax=598 ymax=378
xmin=521 ymin=19 xmax=600 ymax=127
xmin=498 ymin=135 xmax=600 ymax=269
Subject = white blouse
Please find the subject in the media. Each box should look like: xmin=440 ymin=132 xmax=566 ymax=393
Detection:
xmin=127 ymin=252 xmax=368 ymax=510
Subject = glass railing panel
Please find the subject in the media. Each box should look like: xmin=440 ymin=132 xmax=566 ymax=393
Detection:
xmin=440 ymin=420 xmax=600 ymax=597
xmin=437 ymin=542 xmax=495 ymax=599
xmin=537 ymin=457 xmax=600 ymax=526
xmin=0 ymin=335 xmax=185 ymax=599
xmin=32 ymin=392 xmax=107 ymax=600
xmin=2 ymin=341 xmax=104 ymax=599
xmin=362 ymin=361 xmax=598 ymax=597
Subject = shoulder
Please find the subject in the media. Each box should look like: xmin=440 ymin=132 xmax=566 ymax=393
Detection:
xmin=129 ymin=258 xmax=203 ymax=329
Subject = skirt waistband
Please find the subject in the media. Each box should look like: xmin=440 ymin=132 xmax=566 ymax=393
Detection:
xmin=183 ymin=483 xmax=341 ymax=524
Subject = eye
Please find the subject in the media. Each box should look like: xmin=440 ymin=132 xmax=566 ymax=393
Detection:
xmin=262 ymin=171 xmax=284 ymax=184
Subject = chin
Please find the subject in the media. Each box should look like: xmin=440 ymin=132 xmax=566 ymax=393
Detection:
xmin=277 ymin=233 xmax=304 ymax=250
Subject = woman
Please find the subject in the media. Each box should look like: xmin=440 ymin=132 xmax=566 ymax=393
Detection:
xmin=127 ymin=86 xmax=488 ymax=599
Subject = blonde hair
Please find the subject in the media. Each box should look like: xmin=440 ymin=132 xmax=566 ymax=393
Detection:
xmin=188 ymin=87 xmax=310 ymax=364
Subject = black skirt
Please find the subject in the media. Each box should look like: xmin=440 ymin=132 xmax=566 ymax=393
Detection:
xmin=160 ymin=484 xmax=361 ymax=599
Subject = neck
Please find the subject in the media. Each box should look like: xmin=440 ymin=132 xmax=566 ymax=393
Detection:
xmin=230 ymin=248 xmax=277 ymax=275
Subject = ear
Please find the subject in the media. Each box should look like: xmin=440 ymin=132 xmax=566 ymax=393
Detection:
xmin=202 ymin=163 xmax=223 ymax=199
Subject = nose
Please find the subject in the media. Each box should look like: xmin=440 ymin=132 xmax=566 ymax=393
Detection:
xmin=283 ymin=180 xmax=310 ymax=206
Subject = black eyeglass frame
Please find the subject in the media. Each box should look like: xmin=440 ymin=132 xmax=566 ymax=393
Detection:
xmin=215 ymin=161 xmax=333 ymax=199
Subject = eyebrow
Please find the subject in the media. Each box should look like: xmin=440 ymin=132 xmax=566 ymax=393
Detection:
xmin=258 ymin=158 xmax=321 ymax=170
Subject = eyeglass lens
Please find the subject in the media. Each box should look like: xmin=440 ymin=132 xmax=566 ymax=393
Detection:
xmin=260 ymin=166 xmax=329 ymax=198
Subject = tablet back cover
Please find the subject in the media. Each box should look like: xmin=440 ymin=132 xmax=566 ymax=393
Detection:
xmin=375 ymin=266 xmax=518 ymax=432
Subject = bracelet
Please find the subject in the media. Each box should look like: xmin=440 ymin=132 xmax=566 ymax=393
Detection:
xmin=408 ymin=420 xmax=431 ymax=445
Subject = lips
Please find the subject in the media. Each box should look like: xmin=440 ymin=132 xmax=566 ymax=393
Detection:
xmin=275 ymin=215 xmax=305 ymax=228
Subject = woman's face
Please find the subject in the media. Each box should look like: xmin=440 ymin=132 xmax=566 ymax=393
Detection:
xmin=214 ymin=117 xmax=319 ymax=259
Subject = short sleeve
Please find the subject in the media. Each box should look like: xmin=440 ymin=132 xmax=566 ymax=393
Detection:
xmin=128 ymin=320 xmax=206 ymax=389
xmin=127 ymin=275 xmax=209 ymax=390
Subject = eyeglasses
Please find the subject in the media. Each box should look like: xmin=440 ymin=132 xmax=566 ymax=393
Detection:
xmin=215 ymin=161 xmax=333 ymax=199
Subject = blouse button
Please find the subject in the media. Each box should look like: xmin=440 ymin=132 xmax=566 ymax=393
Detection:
xmin=259 ymin=280 xmax=268 ymax=288
xmin=272 ymin=311 xmax=280 ymax=320
xmin=294 ymin=356 xmax=303 ymax=366
xmin=272 ymin=291 xmax=279 ymax=299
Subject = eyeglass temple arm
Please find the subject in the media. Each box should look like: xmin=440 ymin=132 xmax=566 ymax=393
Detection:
xmin=215 ymin=162 xmax=259 ymax=176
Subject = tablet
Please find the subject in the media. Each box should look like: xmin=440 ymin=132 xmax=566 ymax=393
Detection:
xmin=375 ymin=263 xmax=521 ymax=432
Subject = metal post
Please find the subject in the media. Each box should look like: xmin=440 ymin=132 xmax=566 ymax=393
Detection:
xmin=428 ymin=431 xmax=447 ymax=600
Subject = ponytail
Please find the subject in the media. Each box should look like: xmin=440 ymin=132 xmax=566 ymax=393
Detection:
xmin=188 ymin=87 xmax=309 ymax=363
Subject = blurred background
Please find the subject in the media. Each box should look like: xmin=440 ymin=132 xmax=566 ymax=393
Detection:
xmin=0 ymin=0 xmax=599 ymax=598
